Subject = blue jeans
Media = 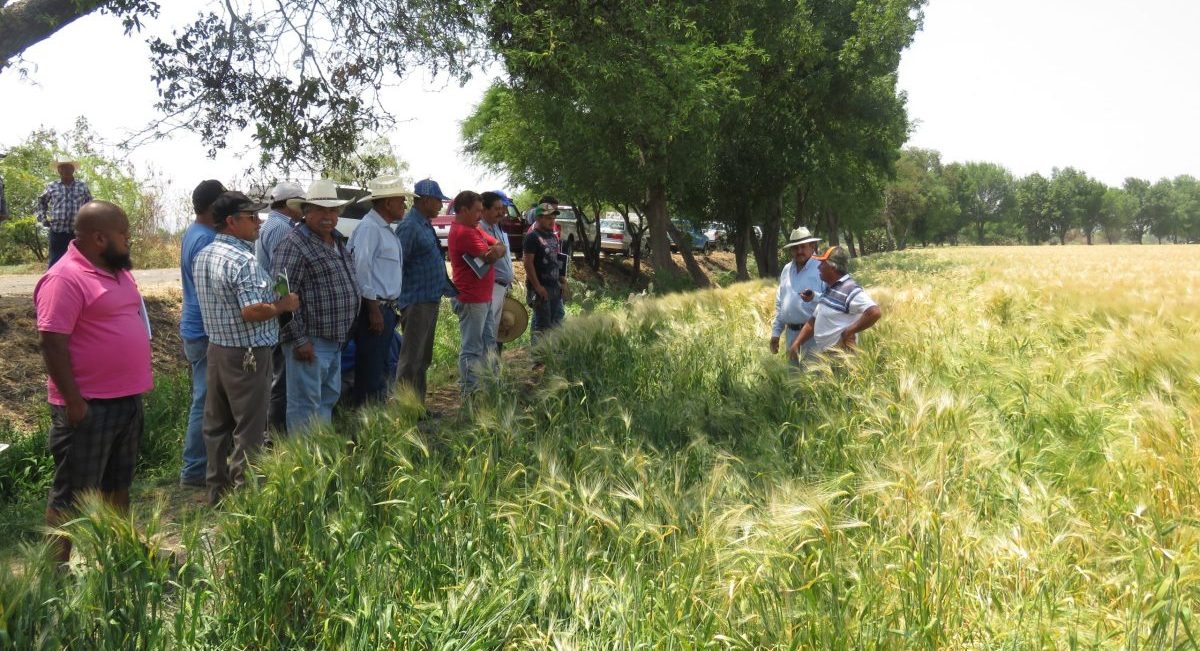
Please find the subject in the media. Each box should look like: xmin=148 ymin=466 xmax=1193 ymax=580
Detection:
xmin=48 ymin=231 xmax=74 ymax=268
xmin=530 ymin=294 xmax=565 ymax=346
xmin=180 ymin=336 xmax=209 ymax=481
xmin=783 ymin=327 xmax=816 ymax=367
xmin=453 ymin=299 xmax=496 ymax=394
xmin=352 ymin=303 xmax=398 ymax=405
xmin=285 ymin=337 xmax=342 ymax=434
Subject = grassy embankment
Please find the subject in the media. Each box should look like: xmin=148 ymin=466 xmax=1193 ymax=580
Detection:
xmin=2 ymin=246 xmax=1198 ymax=649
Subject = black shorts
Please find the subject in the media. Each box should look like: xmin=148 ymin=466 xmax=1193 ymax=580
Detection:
xmin=47 ymin=395 xmax=144 ymax=510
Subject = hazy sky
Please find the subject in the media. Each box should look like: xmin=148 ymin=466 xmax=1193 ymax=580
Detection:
xmin=2 ymin=0 xmax=1197 ymax=222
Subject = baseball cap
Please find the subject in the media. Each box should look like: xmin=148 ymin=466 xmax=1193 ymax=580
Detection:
xmin=414 ymin=178 xmax=450 ymax=201
xmin=211 ymin=191 xmax=268 ymax=224
xmin=268 ymin=181 xmax=305 ymax=203
xmin=534 ymin=202 xmax=560 ymax=219
xmin=814 ymin=245 xmax=850 ymax=271
xmin=192 ymin=179 xmax=227 ymax=215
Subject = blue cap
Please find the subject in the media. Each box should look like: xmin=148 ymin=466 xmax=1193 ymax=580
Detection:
xmin=491 ymin=190 xmax=514 ymax=207
xmin=414 ymin=178 xmax=450 ymax=201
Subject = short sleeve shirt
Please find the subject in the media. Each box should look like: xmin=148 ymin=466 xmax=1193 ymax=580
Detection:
xmin=448 ymin=222 xmax=496 ymax=303
xmin=33 ymin=242 xmax=154 ymax=405
xmin=523 ymin=227 xmax=562 ymax=292
xmin=193 ymin=234 xmax=280 ymax=348
xmin=811 ymin=282 xmax=877 ymax=352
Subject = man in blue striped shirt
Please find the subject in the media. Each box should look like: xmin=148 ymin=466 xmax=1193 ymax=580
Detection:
xmin=194 ymin=191 xmax=299 ymax=505
xmin=255 ymin=181 xmax=304 ymax=434
xmin=396 ymin=178 xmax=455 ymax=407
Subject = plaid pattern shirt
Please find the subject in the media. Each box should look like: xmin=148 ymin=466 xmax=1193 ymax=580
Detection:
xmin=272 ymin=224 xmax=361 ymax=346
xmin=193 ymin=234 xmax=279 ymax=348
xmin=397 ymin=207 xmax=456 ymax=307
xmin=255 ymin=210 xmax=296 ymax=273
xmin=38 ymin=180 xmax=93 ymax=232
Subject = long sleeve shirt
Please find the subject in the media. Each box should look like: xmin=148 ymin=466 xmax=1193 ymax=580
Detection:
xmin=193 ymin=234 xmax=279 ymax=348
xmin=396 ymin=207 xmax=456 ymax=307
xmin=37 ymin=180 xmax=92 ymax=232
xmin=479 ymin=219 xmax=514 ymax=285
xmin=255 ymin=210 xmax=296 ymax=273
xmin=771 ymin=257 xmax=827 ymax=338
xmin=272 ymin=225 xmax=361 ymax=346
xmin=346 ymin=209 xmax=403 ymax=301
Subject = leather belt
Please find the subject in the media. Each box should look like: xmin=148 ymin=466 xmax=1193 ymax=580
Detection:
xmin=495 ymin=279 xmax=510 ymax=287
xmin=786 ymin=323 xmax=803 ymax=331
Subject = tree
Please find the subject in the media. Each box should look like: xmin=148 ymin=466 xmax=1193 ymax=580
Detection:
xmin=1123 ymin=177 xmax=1152 ymax=243
xmin=3 ymin=1 xmax=479 ymax=171
xmin=1099 ymin=187 xmax=1133 ymax=244
xmin=954 ymin=162 xmax=1014 ymax=245
xmin=1015 ymin=172 xmax=1052 ymax=244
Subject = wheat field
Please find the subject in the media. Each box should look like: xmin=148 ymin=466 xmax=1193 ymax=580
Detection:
xmin=2 ymin=246 xmax=1198 ymax=649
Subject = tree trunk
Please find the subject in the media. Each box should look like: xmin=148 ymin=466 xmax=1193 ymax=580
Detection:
xmin=845 ymin=230 xmax=858 ymax=258
xmin=759 ymin=194 xmax=784 ymax=278
xmin=976 ymin=215 xmax=985 ymax=245
xmin=824 ymin=210 xmax=841 ymax=247
xmin=793 ymin=186 xmax=808 ymax=229
xmin=733 ymin=223 xmax=750 ymax=281
xmin=625 ymin=205 xmax=646 ymax=286
xmin=0 ymin=0 xmax=108 ymax=72
xmin=665 ymin=220 xmax=710 ymax=287
xmin=645 ymin=181 xmax=680 ymax=277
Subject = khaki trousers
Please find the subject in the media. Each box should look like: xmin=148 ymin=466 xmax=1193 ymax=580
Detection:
xmin=204 ymin=343 xmax=272 ymax=505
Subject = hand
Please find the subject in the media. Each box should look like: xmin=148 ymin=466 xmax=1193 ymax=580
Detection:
xmin=66 ymin=397 xmax=89 ymax=427
xmin=535 ymin=285 xmax=549 ymax=301
xmin=839 ymin=331 xmax=857 ymax=350
xmin=367 ymin=303 xmax=384 ymax=335
xmin=769 ymin=336 xmax=780 ymax=354
xmin=800 ymin=289 xmax=815 ymax=302
xmin=293 ymin=342 xmax=316 ymax=362
xmin=276 ymin=293 xmax=300 ymax=313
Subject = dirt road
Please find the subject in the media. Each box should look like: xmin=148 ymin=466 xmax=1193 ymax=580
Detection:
xmin=0 ymin=268 xmax=181 ymax=297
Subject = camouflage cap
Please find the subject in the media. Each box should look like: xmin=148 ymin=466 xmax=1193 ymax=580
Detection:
xmin=814 ymin=245 xmax=850 ymax=272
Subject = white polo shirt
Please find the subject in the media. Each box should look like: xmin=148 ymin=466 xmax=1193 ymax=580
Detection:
xmin=810 ymin=275 xmax=877 ymax=353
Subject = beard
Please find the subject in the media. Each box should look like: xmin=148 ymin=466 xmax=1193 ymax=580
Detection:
xmin=101 ymin=241 xmax=133 ymax=270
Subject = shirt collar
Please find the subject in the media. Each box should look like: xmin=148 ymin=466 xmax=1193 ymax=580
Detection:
xmin=298 ymin=223 xmax=346 ymax=244
xmin=833 ymin=273 xmax=852 ymax=285
xmin=364 ymin=209 xmax=390 ymax=228
xmin=214 ymin=232 xmax=254 ymax=253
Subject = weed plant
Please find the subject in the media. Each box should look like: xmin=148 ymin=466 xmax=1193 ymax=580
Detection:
xmin=1 ymin=245 xmax=1198 ymax=649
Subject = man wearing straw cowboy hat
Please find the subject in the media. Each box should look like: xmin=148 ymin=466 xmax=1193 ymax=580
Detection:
xmin=346 ymin=175 xmax=410 ymax=406
xmin=770 ymin=226 xmax=826 ymax=365
xmin=38 ymin=158 xmax=93 ymax=267
xmin=788 ymin=245 xmax=882 ymax=358
xmin=273 ymin=179 xmax=361 ymax=433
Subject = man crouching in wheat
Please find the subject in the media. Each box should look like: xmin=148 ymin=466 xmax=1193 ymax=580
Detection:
xmin=788 ymin=246 xmax=881 ymax=358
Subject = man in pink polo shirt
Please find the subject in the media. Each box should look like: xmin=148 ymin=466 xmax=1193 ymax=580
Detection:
xmin=33 ymin=200 xmax=153 ymax=564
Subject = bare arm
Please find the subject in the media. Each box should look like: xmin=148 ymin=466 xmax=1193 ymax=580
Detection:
xmin=241 ymin=294 xmax=299 ymax=323
xmin=39 ymin=332 xmax=87 ymax=425
xmin=840 ymin=305 xmax=882 ymax=348
xmin=524 ymin=252 xmax=546 ymax=298
xmin=789 ymin=318 xmax=815 ymax=354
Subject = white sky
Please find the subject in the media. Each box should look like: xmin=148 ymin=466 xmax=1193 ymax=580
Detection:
xmin=2 ymin=0 xmax=1197 ymax=227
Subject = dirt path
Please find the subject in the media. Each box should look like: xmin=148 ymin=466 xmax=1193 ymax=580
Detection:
xmin=0 ymin=267 xmax=182 ymax=297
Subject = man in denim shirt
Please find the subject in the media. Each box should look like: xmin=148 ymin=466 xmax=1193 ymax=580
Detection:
xmin=178 ymin=179 xmax=225 ymax=487
xmin=396 ymin=178 xmax=456 ymax=407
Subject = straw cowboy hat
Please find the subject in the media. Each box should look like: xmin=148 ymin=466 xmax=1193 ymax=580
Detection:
xmin=357 ymin=175 xmax=415 ymax=203
xmin=287 ymin=178 xmax=351 ymax=210
xmin=50 ymin=158 xmax=81 ymax=172
xmin=497 ymin=296 xmax=529 ymax=343
xmin=781 ymin=226 xmax=821 ymax=250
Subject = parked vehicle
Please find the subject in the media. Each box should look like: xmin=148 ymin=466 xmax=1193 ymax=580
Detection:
xmin=703 ymin=222 xmax=729 ymax=249
xmin=554 ymin=205 xmax=598 ymax=257
xmin=599 ymin=218 xmax=632 ymax=255
xmin=669 ymin=219 xmax=713 ymax=253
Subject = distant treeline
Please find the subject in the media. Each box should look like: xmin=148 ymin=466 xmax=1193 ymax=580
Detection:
xmin=871 ymin=148 xmax=1199 ymax=250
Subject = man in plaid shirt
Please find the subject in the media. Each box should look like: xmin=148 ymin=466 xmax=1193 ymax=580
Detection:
xmin=194 ymin=191 xmax=299 ymax=505
xmin=39 ymin=160 xmax=93 ymax=267
xmin=272 ymin=179 xmax=360 ymax=433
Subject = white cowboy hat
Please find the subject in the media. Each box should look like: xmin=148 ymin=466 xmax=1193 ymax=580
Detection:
xmin=357 ymin=175 xmax=415 ymax=203
xmin=497 ymin=296 xmax=529 ymax=343
xmin=782 ymin=226 xmax=821 ymax=250
xmin=50 ymin=159 xmax=81 ymax=172
xmin=287 ymin=178 xmax=350 ymax=210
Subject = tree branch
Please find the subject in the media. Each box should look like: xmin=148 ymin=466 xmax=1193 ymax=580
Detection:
xmin=0 ymin=0 xmax=109 ymax=72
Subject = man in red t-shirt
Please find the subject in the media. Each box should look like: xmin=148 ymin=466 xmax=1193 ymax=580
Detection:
xmin=448 ymin=190 xmax=507 ymax=394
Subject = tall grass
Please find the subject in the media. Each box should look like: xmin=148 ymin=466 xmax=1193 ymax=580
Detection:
xmin=2 ymin=245 xmax=1198 ymax=649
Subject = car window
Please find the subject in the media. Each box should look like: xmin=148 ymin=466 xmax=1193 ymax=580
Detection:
xmin=600 ymin=220 xmax=624 ymax=230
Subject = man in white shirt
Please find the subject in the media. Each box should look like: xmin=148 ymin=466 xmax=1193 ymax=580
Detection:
xmin=789 ymin=246 xmax=881 ymax=357
xmin=346 ymin=175 xmax=408 ymax=405
xmin=769 ymin=227 xmax=826 ymax=364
